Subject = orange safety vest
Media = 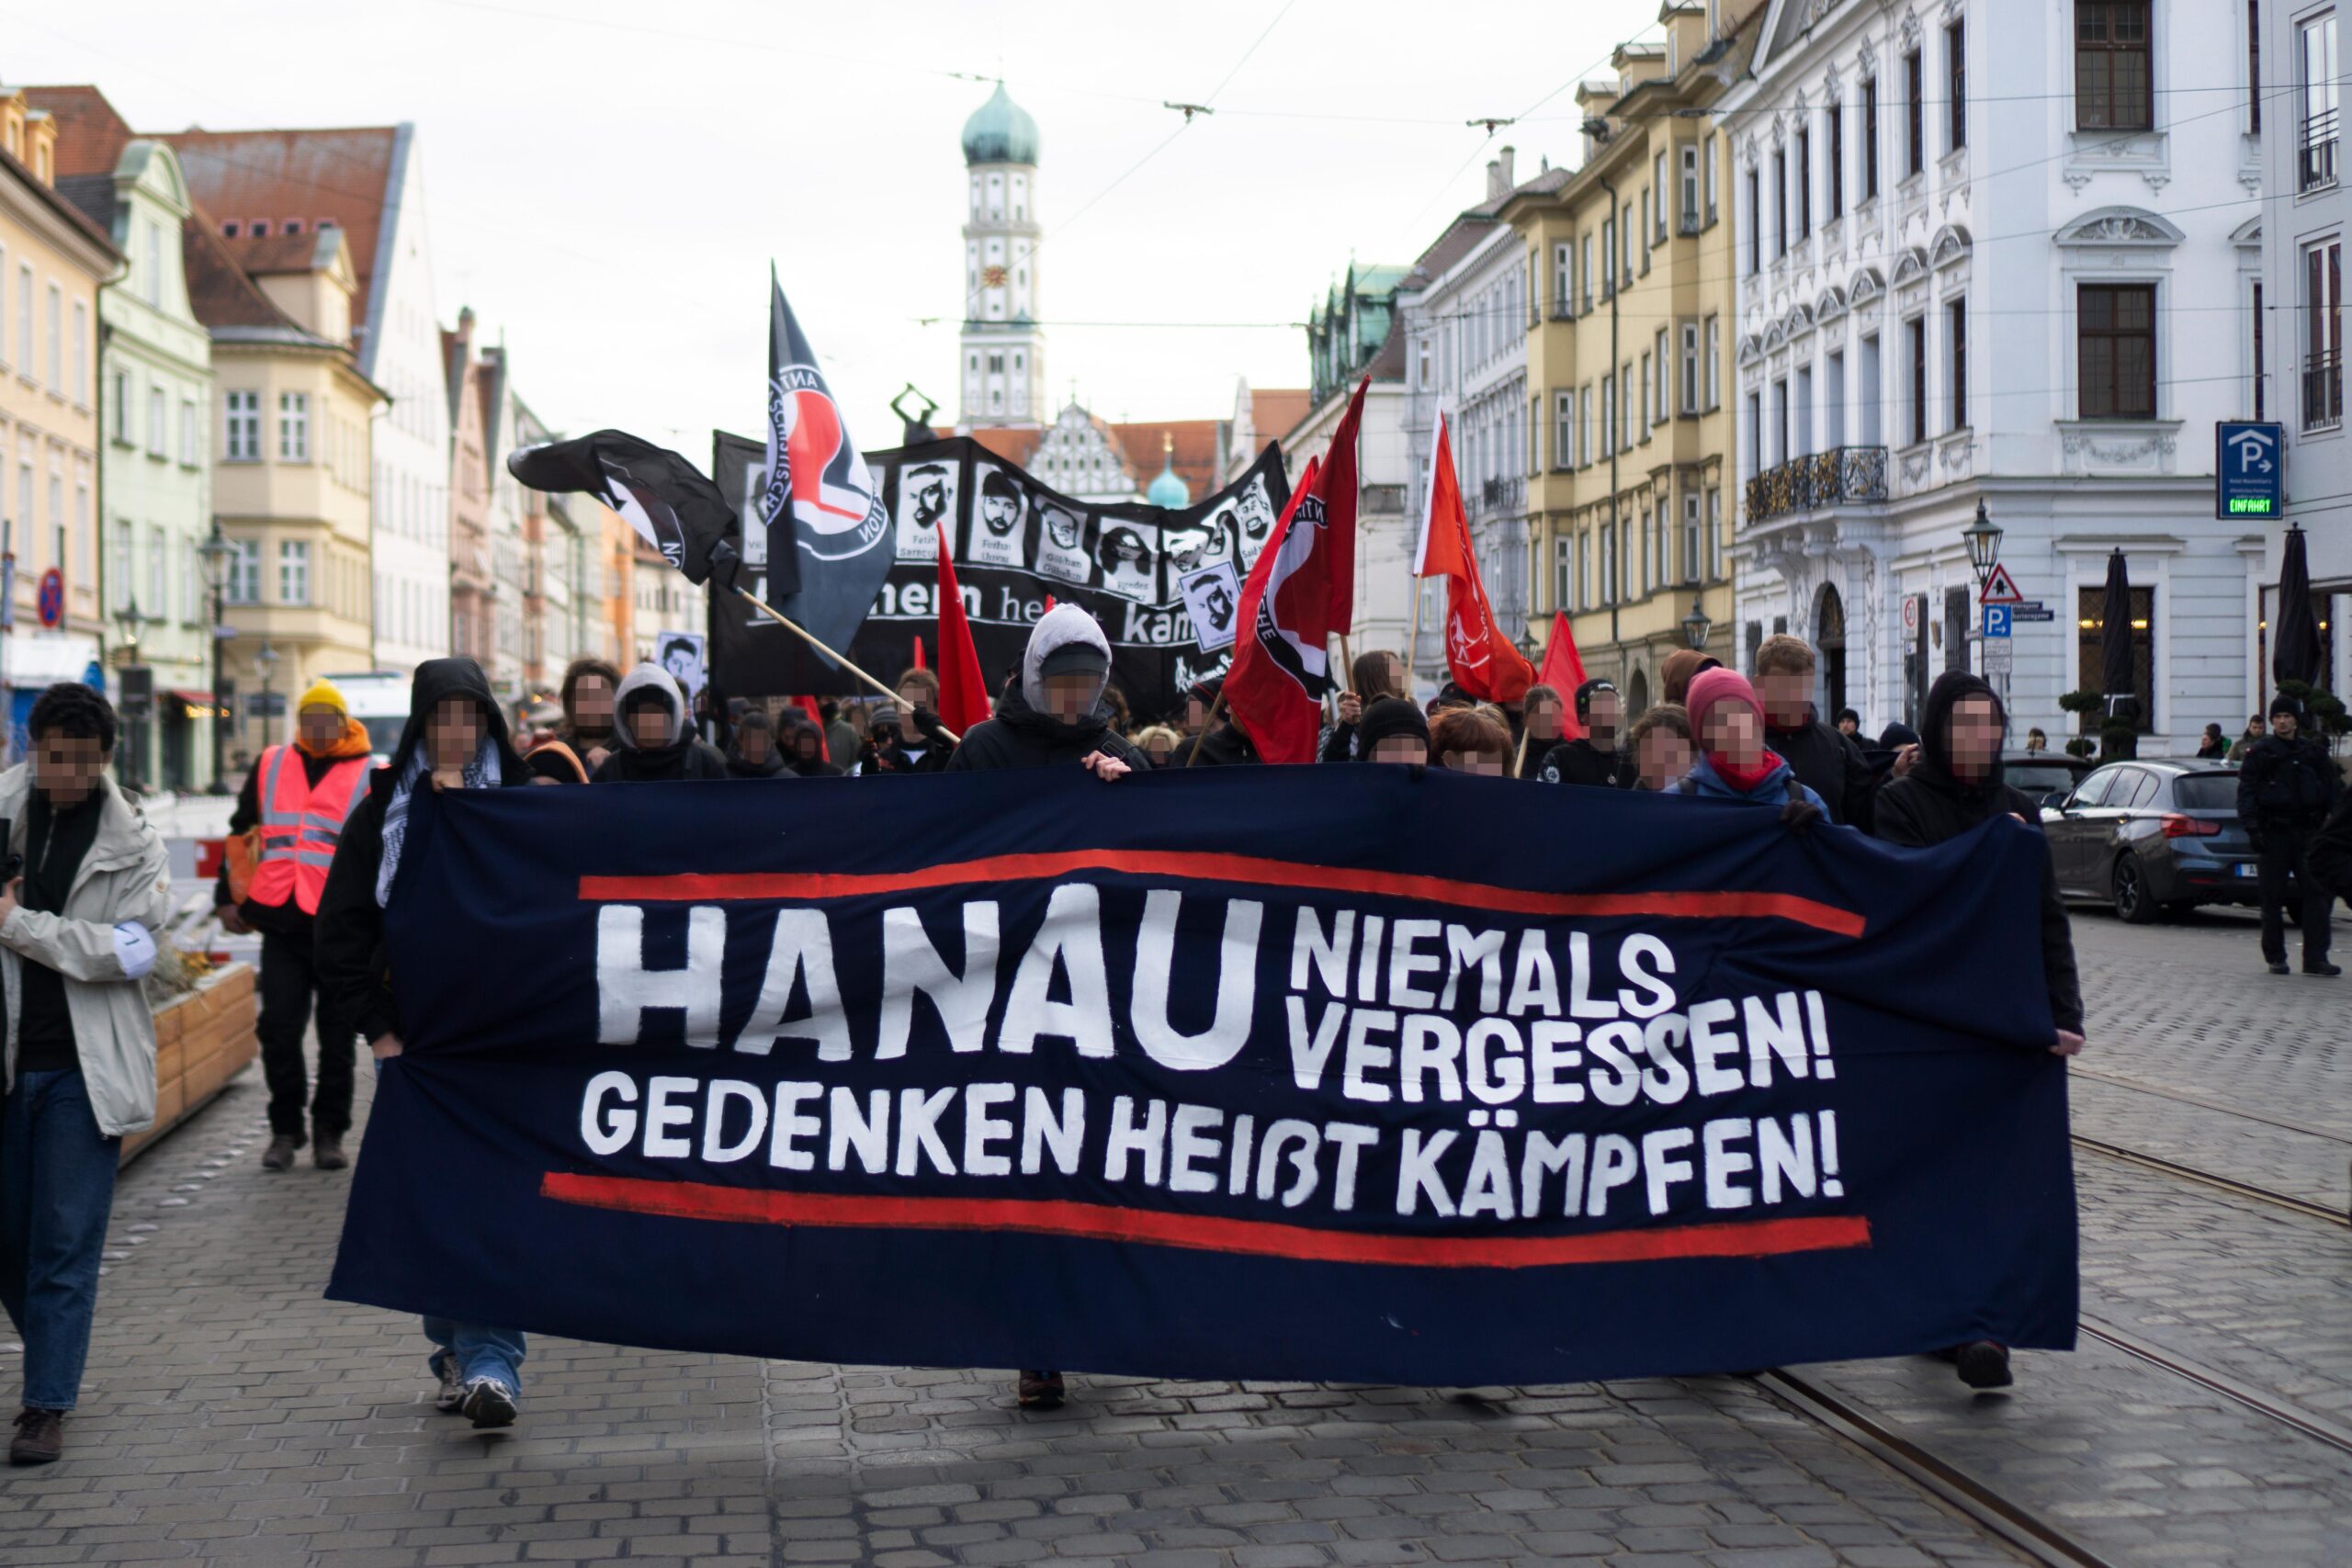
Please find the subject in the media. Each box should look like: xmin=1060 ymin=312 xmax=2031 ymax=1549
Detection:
xmin=245 ymin=744 xmax=372 ymax=917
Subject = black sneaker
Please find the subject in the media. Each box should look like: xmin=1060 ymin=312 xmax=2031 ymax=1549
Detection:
xmin=7 ymin=1407 xmax=61 ymax=1465
xmin=1955 ymin=1341 xmax=2013 ymax=1390
xmin=2304 ymin=961 xmax=2342 ymax=977
xmin=2267 ymin=961 xmax=2292 ymax=976
xmin=461 ymin=1378 xmax=518 ymax=1429
xmin=1016 ymin=1371 xmax=1065 ymax=1410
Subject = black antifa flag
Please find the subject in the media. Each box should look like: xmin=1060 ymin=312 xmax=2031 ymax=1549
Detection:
xmin=509 ymin=431 xmax=741 ymax=590
xmin=708 ymin=432 xmax=1291 ymax=718
xmin=757 ymin=274 xmax=892 ymax=647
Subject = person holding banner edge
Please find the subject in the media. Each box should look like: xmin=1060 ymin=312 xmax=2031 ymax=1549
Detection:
xmin=314 ymin=658 xmax=536 ymax=1429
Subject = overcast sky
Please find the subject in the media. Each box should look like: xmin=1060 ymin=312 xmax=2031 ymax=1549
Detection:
xmin=10 ymin=0 xmax=1651 ymax=457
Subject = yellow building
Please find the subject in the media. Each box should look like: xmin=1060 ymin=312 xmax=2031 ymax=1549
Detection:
xmin=184 ymin=215 xmax=384 ymax=762
xmin=0 ymin=87 xmax=117 ymax=746
xmin=1501 ymin=3 xmax=1762 ymax=713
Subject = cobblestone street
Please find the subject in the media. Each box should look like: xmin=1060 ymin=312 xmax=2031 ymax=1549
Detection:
xmin=1 ymin=904 xmax=2345 ymax=1567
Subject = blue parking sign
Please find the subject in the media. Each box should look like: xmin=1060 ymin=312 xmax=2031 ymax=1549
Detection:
xmin=2216 ymin=422 xmax=2285 ymax=519
xmin=1981 ymin=604 xmax=2012 ymax=638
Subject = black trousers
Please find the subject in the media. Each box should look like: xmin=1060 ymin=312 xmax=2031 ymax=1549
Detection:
xmin=2256 ymin=828 xmax=2335 ymax=966
xmin=257 ymin=925 xmax=358 ymax=1137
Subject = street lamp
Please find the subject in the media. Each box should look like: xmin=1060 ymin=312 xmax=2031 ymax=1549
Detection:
xmin=1962 ymin=497 xmax=2003 ymax=588
xmin=198 ymin=520 xmax=233 ymax=792
xmin=254 ymin=639 xmax=280 ymax=761
xmin=1681 ymin=596 xmax=1713 ymax=652
xmin=112 ymin=596 xmax=146 ymax=793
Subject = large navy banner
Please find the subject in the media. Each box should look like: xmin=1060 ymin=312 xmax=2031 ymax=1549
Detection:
xmin=328 ymin=770 xmax=2078 ymax=1386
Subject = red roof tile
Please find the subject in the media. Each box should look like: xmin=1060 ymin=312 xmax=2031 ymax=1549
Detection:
xmin=23 ymin=85 xmax=134 ymax=180
xmin=163 ymin=127 xmax=396 ymax=329
xmin=1110 ymin=419 xmax=1222 ymax=502
xmin=181 ymin=201 xmax=310 ymax=335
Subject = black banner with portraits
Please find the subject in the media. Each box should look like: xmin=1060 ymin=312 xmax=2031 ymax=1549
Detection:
xmin=707 ymin=432 xmax=1290 ymax=719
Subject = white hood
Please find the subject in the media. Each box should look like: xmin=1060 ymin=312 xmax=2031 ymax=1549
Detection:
xmin=1021 ymin=604 xmax=1113 ymax=715
xmin=612 ymin=661 xmax=686 ymax=750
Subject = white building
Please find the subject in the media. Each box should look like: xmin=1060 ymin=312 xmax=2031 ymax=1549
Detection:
xmin=2260 ymin=0 xmax=2352 ymax=691
xmin=1723 ymin=0 xmax=2264 ymax=750
xmin=956 ymin=85 xmax=1046 ymax=428
xmin=1396 ymin=152 xmax=1555 ymax=685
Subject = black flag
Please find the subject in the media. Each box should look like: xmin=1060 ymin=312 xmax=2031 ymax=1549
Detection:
xmin=509 ymin=431 xmax=741 ymax=591
xmin=762 ymin=273 xmax=891 ymax=649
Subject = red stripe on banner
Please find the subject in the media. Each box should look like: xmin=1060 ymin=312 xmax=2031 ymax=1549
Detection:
xmin=575 ymin=852 xmax=1865 ymax=937
xmin=538 ymin=1172 xmax=1871 ymax=1269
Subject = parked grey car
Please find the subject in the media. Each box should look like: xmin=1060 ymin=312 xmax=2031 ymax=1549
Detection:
xmin=2040 ymin=761 xmax=2256 ymax=923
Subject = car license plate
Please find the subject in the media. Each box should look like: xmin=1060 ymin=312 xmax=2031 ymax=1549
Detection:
xmin=2235 ymin=863 xmax=2258 ymax=878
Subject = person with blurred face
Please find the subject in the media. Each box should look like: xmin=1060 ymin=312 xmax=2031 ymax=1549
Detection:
xmin=1752 ymin=634 xmax=1893 ymax=829
xmin=726 ymin=710 xmax=789 ymax=779
xmin=589 ymin=665 xmax=729 ymax=783
xmin=1325 ymin=650 xmax=1409 ymax=761
xmin=940 ymin=606 xmax=1139 ymax=1410
xmin=1872 ymin=669 xmax=2086 ymax=1392
xmin=1136 ymin=726 xmax=1180 ymax=767
xmin=558 ymin=659 xmax=622 ymax=773
xmin=2237 ymin=693 xmax=2342 ymax=976
xmin=886 ymin=668 xmax=956 ymax=772
xmin=1676 ymin=669 xmax=1826 ymax=829
xmin=782 ymin=715 xmax=845 ymax=778
xmin=1432 ymin=707 xmax=1511 ymax=775
xmin=315 ymin=659 xmax=534 ymax=1432
xmin=1628 ymin=705 xmax=1695 ymax=792
xmin=214 ymin=678 xmax=376 ymax=1171
xmin=0 ymin=684 xmax=173 ymax=1465
xmin=1658 ymin=649 xmax=1720 ymax=709
xmin=1535 ymin=680 xmax=1633 ymax=787
xmin=1355 ymin=698 xmax=1430 ymax=765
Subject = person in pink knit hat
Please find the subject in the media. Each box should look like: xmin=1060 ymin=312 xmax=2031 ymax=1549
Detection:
xmin=1676 ymin=668 xmax=1827 ymax=831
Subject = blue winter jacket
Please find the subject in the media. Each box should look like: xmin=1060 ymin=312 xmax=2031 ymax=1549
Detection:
xmin=1678 ymin=751 xmax=1828 ymax=810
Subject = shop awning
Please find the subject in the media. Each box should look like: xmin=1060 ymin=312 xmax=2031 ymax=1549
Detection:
xmin=166 ymin=689 xmax=218 ymax=708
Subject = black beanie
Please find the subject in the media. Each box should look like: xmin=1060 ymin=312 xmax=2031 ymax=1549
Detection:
xmin=1357 ymin=697 xmax=1431 ymax=754
xmin=1574 ymin=678 xmax=1620 ymax=721
xmin=2269 ymin=692 xmax=2304 ymax=719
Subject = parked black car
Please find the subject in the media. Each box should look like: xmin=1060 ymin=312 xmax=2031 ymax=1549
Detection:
xmin=2040 ymin=760 xmax=2256 ymax=923
xmin=2005 ymin=751 xmax=2094 ymax=807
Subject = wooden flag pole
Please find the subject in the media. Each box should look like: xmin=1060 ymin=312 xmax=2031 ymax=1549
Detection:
xmin=1184 ymin=687 xmax=1229 ymax=768
xmin=1512 ymin=726 xmax=1532 ymax=779
xmin=734 ymin=587 xmax=961 ymax=743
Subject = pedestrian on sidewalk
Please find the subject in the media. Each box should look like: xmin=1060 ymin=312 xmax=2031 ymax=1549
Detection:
xmin=314 ymin=658 xmax=533 ymax=1430
xmin=2236 ymin=694 xmax=2343 ymax=976
xmin=1874 ymin=670 xmax=2086 ymax=1391
xmin=0 ymin=684 xmax=172 ymax=1464
xmin=214 ymin=678 xmax=375 ymax=1171
xmin=2197 ymin=722 xmax=2230 ymax=760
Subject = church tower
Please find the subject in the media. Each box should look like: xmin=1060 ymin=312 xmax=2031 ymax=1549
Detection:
xmin=958 ymin=83 xmax=1046 ymax=427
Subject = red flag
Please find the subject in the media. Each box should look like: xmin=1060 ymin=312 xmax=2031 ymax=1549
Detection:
xmin=790 ymin=694 xmax=828 ymax=761
xmin=933 ymin=529 xmax=991 ymax=737
xmin=1415 ymin=413 xmax=1536 ymax=704
xmin=1226 ymin=378 xmax=1367 ymax=763
xmin=1537 ymin=611 xmax=1589 ymax=741
xmin=911 ymin=636 xmax=926 ymax=672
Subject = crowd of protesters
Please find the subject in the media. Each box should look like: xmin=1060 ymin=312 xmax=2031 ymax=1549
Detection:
xmin=2 ymin=596 xmax=2346 ymax=1460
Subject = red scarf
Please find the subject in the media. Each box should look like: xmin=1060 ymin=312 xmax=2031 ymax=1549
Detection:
xmin=1708 ymin=746 xmax=1786 ymax=794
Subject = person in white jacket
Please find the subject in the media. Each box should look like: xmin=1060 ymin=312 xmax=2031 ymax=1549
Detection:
xmin=0 ymin=683 xmax=170 ymax=1465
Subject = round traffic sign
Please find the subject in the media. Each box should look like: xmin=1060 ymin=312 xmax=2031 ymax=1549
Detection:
xmin=36 ymin=568 xmax=63 ymax=628
xmin=1900 ymin=595 xmax=1919 ymax=632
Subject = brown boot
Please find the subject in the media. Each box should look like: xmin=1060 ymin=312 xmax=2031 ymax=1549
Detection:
xmin=313 ymin=1125 xmax=348 ymax=1170
xmin=261 ymin=1134 xmax=300 ymax=1171
xmin=9 ymin=1407 xmax=62 ymax=1465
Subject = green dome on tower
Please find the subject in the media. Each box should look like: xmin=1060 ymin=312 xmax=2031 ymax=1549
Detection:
xmin=1147 ymin=446 xmax=1191 ymax=509
xmin=962 ymin=83 xmax=1040 ymax=166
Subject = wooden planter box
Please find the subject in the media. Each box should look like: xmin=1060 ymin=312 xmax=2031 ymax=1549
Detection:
xmin=122 ymin=962 xmax=258 ymax=1165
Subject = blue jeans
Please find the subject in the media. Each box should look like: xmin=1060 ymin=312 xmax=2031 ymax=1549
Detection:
xmin=0 ymin=1070 xmax=122 ymax=1412
xmin=424 ymin=1318 xmax=525 ymax=1393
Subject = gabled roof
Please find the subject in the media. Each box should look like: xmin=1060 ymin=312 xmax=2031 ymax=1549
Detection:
xmin=164 ymin=126 xmax=398 ymax=329
xmin=0 ymin=142 xmax=119 ymax=258
xmin=23 ymin=85 xmax=135 ymax=180
xmin=1250 ymin=388 xmax=1311 ymax=443
xmin=181 ymin=201 xmax=322 ymax=342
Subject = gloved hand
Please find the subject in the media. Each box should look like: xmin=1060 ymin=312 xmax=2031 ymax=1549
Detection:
xmin=910 ymin=705 xmax=948 ymax=741
xmin=1780 ymin=797 xmax=1824 ymax=834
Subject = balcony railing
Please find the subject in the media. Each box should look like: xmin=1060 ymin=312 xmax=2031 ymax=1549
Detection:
xmin=1477 ymin=477 xmax=1526 ymax=515
xmin=1742 ymin=446 xmax=1889 ymax=526
xmin=2301 ymin=109 xmax=2339 ymax=193
xmin=2304 ymin=350 xmax=2344 ymax=433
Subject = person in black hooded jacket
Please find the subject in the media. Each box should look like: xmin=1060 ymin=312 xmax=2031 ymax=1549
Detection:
xmin=946 ymin=605 xmax=1147 ymax=775
xmin=589 ymin=663 xmax=729 ymax=783
xmin=724 ymin=710 xmax=790 ymax=779
xmin=1873 ymin=670 xmax=2085 ymax=1393
xmin=312 ymin=657 xmax=534 ymax=1433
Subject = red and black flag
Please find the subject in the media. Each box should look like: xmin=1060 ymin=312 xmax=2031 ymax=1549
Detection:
xmin=1224 ymin=378 xmax=1367 ymax=764
xmin=761 ymin=270 xmax=891 ymax=650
